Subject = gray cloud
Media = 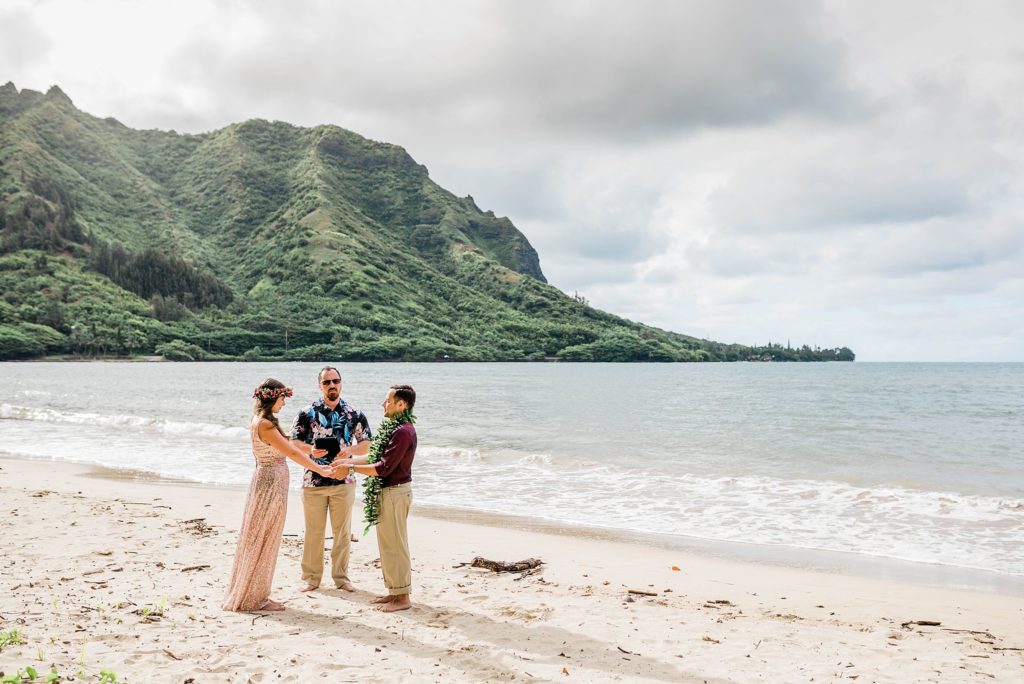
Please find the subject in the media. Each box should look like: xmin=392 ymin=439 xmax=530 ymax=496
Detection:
xmin=847 ymin=216 xmax=1024 ymax=279
xmin=703 ymin=115 xmax=1007 ymax=236
xmin=152 ymin=0 xmax=861 ymax=139
xmin=711 ymin=171 xmax=973 ymax=235
xmin=489 ymin=1 xmax=861 ymax=136
xmin=0 ymin=7 xmax=52 ymax=71
xmin=684 ymin=239 xmax=816 ymax=279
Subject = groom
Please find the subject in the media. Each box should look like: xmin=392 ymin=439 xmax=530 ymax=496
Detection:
xmin=290 ymin=366 xmax=372 ymax=592
xmin=334 ymin=384 xmax=417 ymax=612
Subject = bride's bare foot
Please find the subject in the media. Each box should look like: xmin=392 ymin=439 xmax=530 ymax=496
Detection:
xmin=261 ymin=599 xmax=286 ymax=611
xmin=371 ymin=594 xmax=395 ymax=604
xmin=376 ymin=595 xmax=411 ymax=612
xmin=298 ymin=583 xmax=318 ymax=593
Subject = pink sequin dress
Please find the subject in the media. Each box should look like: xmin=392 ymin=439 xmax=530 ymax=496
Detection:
xmin=222 ymin=421 xmax=290 ymax=611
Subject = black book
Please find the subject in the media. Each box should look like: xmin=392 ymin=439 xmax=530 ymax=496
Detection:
xmin=314 ymin=437 xmax=341 ymax=461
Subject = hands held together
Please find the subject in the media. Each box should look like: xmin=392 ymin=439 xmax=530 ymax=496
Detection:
xmin=326 ymin=457 xmax=356 ymax=479
xmin=307 ymin=458 xmax=351 ymax=480
xmin=301 ymin=444 xmax=363 ymax=479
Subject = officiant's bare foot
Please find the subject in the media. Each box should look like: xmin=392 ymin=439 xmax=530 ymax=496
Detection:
xmin=371 ymin=594 xmax=395 ymax=604
xmin=298 ymin=583 xmax=318 ymax=593
xmin=376 ymin=595 xmax=411 ymax=612
xmin=336 ymin=582 xmax=356 ymax=592
xmin=261 ymin=599 xmax=286 ymax=611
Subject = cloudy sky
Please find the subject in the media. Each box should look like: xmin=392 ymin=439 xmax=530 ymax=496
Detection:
xmin=3 ymin=0 xmax=1023 ymax=360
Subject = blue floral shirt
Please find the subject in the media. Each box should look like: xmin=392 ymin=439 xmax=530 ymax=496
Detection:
xmin=290 ymin=399 xmax=373 ymax=487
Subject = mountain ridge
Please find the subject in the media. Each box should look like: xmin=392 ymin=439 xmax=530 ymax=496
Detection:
xmin=0 ymin=82 xmax=854 ymax=362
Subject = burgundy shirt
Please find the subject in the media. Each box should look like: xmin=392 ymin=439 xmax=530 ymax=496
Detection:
xmin=375 ymin=423 xmax=416 ymax=488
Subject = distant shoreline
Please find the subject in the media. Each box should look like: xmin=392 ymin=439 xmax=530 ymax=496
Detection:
xmin=10 ymin=354 xmax=856 ymax=363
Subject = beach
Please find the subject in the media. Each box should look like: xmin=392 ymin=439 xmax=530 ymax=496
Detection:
xmin=2 ymin=458 xmax=1021 ymax=683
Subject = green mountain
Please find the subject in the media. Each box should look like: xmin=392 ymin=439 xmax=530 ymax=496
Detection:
xmin=0 ymin=83 xmax=853 ymax=362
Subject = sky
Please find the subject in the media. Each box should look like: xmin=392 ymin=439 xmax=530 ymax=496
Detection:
xmin=3 ymin=0 xmax=1023 ymax=361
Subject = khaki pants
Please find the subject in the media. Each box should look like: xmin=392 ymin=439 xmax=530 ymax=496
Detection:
xmin=377 ymin=483 xmax=412 ymax=595
xmin=301 ymin=483 xmax=355 ymax=588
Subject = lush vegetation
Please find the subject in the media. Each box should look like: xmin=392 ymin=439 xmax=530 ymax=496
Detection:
xmin=0 ymin=82 xmax=853 ymax=362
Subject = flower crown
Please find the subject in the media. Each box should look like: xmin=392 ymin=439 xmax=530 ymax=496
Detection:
xmin=252 ymin=386 xmax=293 ymax=401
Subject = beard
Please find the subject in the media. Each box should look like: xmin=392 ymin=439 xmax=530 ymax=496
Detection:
xmin=326 ymin=388 xmax=340 ymax=400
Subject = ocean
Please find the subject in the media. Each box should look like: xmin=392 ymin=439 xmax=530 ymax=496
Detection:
xmin=2 ymin=361 xmax=1022 ymax=589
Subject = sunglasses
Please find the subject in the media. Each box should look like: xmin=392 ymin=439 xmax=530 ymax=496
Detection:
xmin=320 ymin=379 xmax=341 ymax=386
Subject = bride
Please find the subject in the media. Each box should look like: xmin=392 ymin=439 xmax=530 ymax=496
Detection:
xmin=223 ymin=378 xmax=331 ymax=612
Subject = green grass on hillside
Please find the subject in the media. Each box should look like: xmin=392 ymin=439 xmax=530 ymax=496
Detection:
xmin=0 ymin=82 xmax=853 ymax=363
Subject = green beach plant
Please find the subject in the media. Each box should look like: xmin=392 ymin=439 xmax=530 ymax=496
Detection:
xmin=0 ymin=666 xmax=36 ymax=683
xmin=0 ymin=629 xmax=23 ymax=652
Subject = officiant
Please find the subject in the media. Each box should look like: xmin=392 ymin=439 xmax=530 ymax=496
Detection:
xmin=289 ymin=366 xmax=373 ymax=593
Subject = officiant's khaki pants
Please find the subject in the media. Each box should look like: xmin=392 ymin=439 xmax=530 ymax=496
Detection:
xmin=377 ymin=483 xmax=412 ymax=595
xmin=301 ymin=483 xmax=355 ymax=588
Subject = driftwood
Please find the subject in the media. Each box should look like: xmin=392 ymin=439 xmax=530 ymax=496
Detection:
xmin=455 ymin=557 xmax=544 ymax=573
xmin=180 ymin=518 xmax=216 ymax=537
xmin=941 ymin=628 xmax=996 ymax=639
xmin=628 ymin=589 xmax=658 ymax=597
xmin=901 ymin=620 xmax=941 ymax=628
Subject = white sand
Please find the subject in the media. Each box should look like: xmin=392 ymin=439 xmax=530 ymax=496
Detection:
xmin=1 ymin=457 xmax=1022 ymax=682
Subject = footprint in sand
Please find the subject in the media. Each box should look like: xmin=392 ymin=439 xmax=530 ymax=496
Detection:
xmin=496 ymin=606 xmax=552 ymax=621
xmin=424 ymin=609 xmax=452 ymax=627
xmin=204 ymin=657 xmax=249 ymax=673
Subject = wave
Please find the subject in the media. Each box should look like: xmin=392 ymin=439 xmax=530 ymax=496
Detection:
xmin=3 ymin=433 xmax=1021 ymax=577
xmin=0 ymin=403 xmax=248 ymax=441
xmin=415 ymin=448 xmax=1024 ymax=577
xmin=418 ymin=446 xmax=483 ymax=463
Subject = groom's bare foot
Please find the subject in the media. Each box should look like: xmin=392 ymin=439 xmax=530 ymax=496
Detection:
xmin=371 ymin=594 xmax=395 ymax=604
xmin=336 ymin=582 xmax=356 ymax=592
xmin=376 ymin=595 xmax=411 ymax=612
xmin=262 ymin=599 xmax=286 ymax=611
xmin=298 ymin=583 xmax=318 ymax=593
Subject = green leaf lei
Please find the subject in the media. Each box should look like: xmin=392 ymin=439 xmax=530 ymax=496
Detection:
xmin=362 ymin=409 xmax=415 ymax=534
